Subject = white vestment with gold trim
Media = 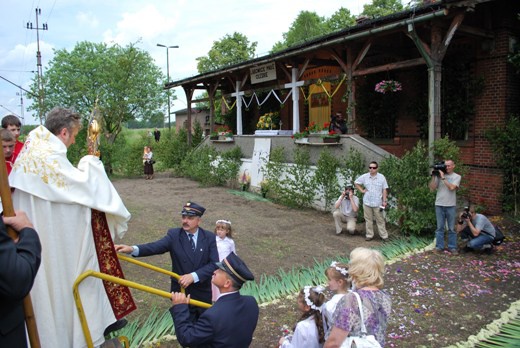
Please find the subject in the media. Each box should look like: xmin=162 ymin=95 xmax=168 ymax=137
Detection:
xmin=9 ymin=126 xmax=131 ymax=348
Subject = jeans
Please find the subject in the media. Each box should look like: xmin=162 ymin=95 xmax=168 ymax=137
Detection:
xmin=460 ymin=227 xmax=495 ymax=250
xmin=435 ymin=205 xmax=457 ymax=250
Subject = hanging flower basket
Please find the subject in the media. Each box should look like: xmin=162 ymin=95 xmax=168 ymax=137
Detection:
xmin=375 ymin=80 xmax=402 ymax=94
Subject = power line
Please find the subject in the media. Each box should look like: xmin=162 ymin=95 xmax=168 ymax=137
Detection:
xmin=0 ymin=75 xmax=37 ymax=98
xmin=0 ymin=104 xmax=21 ymax=118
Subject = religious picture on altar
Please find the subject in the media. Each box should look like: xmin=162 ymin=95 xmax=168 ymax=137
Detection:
xmin=311 ymin=92 xmax=329 ymax=108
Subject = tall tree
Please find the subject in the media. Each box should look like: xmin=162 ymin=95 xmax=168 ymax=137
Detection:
xmin=271 ymin=11 xmax=326 ymax=53
xmin=28 ymin=41 xmax=166 ymax=144
xmin=362 ymin=0 xmax=405 ymax=18
xmin=196 ymin=32 xmax=258 ymax=73
xmin=326 ymin=7 xmax=356 ymax=32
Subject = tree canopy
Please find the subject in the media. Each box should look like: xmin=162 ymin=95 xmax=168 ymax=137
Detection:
xmin=29 ymin=41 xmax=166 ymax=143
xmin=362 ymin=0 xmax=405 ymax=18
xmin=196 ymin=32 xmax=258 ymax=74
xmin=271 ymin=8 xmax=356 ymax=53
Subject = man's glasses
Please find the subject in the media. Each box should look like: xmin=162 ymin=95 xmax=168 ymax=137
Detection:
xmin=369 ymin=166 xmax=377 ymax=169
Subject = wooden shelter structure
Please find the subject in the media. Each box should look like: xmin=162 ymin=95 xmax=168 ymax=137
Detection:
xmin=165 ymin=0 xmax=520 ymax=213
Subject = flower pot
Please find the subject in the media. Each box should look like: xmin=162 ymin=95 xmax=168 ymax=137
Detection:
xmin=295 ymin=137 xmax=309 ymax=144
xmin=323 ymin=137 xmax=340 ymax=143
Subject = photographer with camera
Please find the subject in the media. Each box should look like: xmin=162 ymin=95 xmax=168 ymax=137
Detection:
xmin=332 ymin=185 xmax=359 ymax=235
xmin=428 ymin=159 xmax=461 ymax=254
xmin=456 ymin=206 xmax=496 ymax=254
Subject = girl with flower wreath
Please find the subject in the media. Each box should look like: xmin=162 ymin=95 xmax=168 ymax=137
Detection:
xmin=211 ymin=219 xmax=236 ymax=302
xmin=323 ymin=261 xmax=350 ymax=339
xmin=278 ymin=285 xmax=326 ymax=348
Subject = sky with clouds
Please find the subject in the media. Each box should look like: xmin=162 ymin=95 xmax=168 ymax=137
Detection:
xmin=0 ymin=0 xmax=371 ymax=125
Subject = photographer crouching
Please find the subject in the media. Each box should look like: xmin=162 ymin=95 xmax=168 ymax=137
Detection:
xmin=456 ymin=205 xmax=495 ymax=254
xmin=332 ymin=185 xmax=359 ymax=235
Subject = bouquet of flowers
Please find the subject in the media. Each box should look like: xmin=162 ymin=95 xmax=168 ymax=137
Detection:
xmin=256 ymin=112 xmax=280 ymax=130
xmin=375 ymin=80 xmax=402 ymax=94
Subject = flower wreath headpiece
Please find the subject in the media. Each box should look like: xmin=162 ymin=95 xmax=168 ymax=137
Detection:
xmin=216 ymin=219 xmax=231 ymax=226
xmin=303 ymin=285 xmax=325 ymax=311
xmin=330 ymin=261 xmax=349 ymax=276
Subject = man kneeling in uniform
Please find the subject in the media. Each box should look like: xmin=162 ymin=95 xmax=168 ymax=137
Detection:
xmin=170 ymin=252 xmax=259 ymax=347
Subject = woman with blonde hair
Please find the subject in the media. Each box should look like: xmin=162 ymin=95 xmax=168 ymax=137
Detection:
xmin=324 ymin=247 xmax=391 ymax=347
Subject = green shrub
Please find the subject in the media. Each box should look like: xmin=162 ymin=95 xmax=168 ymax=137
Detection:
xmin=314 ymin=149 xmax=341 ymax=211
xmin=262 ymin=146 xmax=315 ymax=207
xmin=284 ymin=147 xmax=315 ymax=208
xmin=486 ymin=115 xmax=520 ymax=216
xmin=262 ymin=147 xmax=287 ymax=202
xmin=380 ymin=142 xmax=435 ymax=235
xmin=180 ymin=145 xmax=217 ymax=185
xmin=155 ymin=128 xmax=190 ymax=171
xmin=180 ymin=145 xmax=242 ymax=187
xmin=215 ymin=146 xmax=243 ymax=186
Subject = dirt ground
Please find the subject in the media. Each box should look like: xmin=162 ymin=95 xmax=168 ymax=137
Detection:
xmin=113 ymin=173 xmax=520 ymax=348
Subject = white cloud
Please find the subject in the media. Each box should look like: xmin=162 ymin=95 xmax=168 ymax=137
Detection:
xmin=76 ymin=11 xmax=99 ymax=29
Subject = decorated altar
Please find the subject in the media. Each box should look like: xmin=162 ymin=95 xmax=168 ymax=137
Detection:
xmin=254 ymin=130 xmax=293 ymax=136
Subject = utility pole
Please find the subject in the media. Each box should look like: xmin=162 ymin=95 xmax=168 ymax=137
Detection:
xmin=16 ymin=89 xmax=25 ymax=125
xmin=26 ymin=8 xmax=48 ymax=124
xmin=156 ymin=43 xmax=179 ymax=130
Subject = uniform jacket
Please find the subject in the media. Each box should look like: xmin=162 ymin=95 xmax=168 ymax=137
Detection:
xmin=171 ymin=291 xmax=259 ymax=348
xmin=0 ymin=221 xmax=41 ymax=347
xmin=137 ymin=227 xmax=218 ymax=304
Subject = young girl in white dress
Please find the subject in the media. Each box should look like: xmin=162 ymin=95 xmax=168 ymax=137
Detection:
xmin=211 ymin=219 xmax=236 ymax=302
xmin=278 ymin=285 xmax=326 ymax=348
xmin=322 ymin=261 xmax=350 ymax=339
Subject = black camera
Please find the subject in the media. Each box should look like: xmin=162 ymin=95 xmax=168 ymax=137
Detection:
xmin=458 ymin=207 xmax=471 ymax=224
xmin=431 ymin=161 xmax=447 ymax=176
xmin=344 ymin=185 xmax=353 ymax=198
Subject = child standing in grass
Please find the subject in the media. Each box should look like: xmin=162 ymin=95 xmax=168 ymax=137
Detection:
xmin=278 ymin=285 xmax=326 ymax=348
xmin=212 ymin=219 xmax=236 ymax=302
xmin=323 ymin=261 xmax=350 ymax=339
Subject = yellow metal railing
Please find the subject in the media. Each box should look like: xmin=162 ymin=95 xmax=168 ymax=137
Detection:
xmin=73 ymin=254 xmax=212 ymax=348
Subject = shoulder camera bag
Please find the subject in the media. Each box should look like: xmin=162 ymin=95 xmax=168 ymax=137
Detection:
xmin=340 ymin=292 xmax=382 ymax=348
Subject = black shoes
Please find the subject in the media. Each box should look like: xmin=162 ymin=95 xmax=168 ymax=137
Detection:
xmin=104 ymin=319 xmax=128 ymax=337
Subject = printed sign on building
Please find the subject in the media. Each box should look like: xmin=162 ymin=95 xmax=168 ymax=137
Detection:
xmin=250 ymin=62 xmax=277 ymax=84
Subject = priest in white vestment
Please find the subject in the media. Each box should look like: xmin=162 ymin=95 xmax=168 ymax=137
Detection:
xmin=9 ymin=107 xmax=134 ymax=348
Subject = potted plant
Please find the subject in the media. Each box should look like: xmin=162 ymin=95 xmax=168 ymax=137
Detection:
xmin=374 ymin=80 xmax=402 ymax=94
xmin=291 ymin=130 xmax=309 ymax=143
xmin=322 ymin=130 xmax=341 ymax=143
xmin=217 ymin=125 xmax=232 ymax=140
xmin=260 ymin=180 xmax=270 ymax=198
xmin=209 ymin=131 xmax=219 ymax=140
xmin=224 ymin=130 xmax=234 ymax=141
xmin=308 ymin=121 xmax=329 ymax=134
